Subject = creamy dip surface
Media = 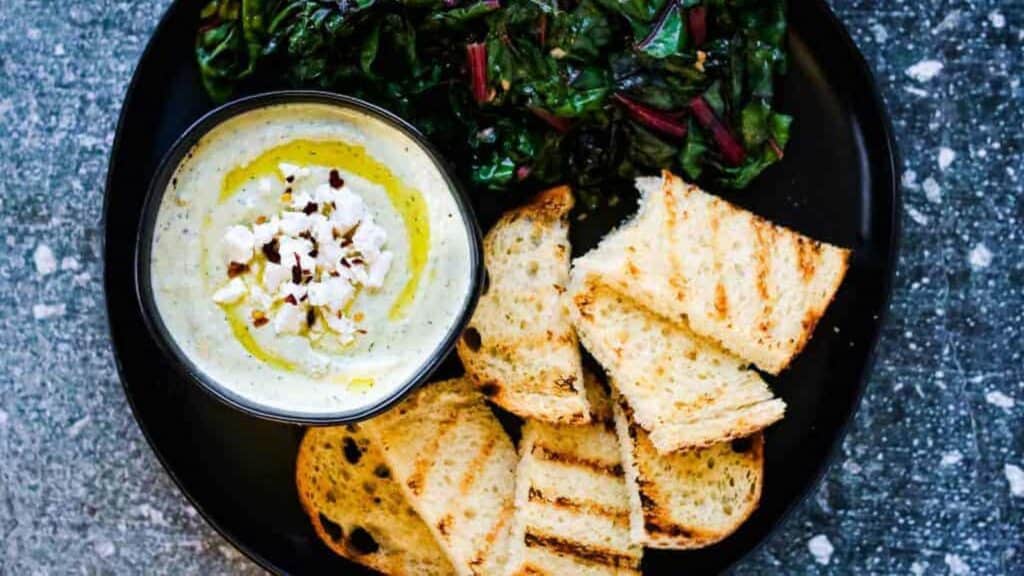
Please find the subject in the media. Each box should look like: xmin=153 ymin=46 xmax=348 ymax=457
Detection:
xmin=150 ymin=102 xmax=475 ymax=415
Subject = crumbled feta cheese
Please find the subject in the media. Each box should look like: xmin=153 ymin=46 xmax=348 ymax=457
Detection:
xmin=309 ymin=214 xmax=334 ymax=246
xmin=279 ymin=211 xmax=313 ymax=236
xmin=329 ymin=188 xmax=366 ymax=232
xmin=262 ymin=263 xmax=290 ymax=293
xmin=273 ymin=302 xmax=306 ymax=334
xmin=316 ymin=242 xmax=345 ymax=273
xmin=307 ymin=276 xmax=356 ymax=312
xmin=353 ymin=220 xmax=387 ymax=256
xmin=278 ymin=236 xmax=315 ymax=271
xmin=222 ymin=225 xmax=255 ymax=264
xmin=212 ymin=278 xmax=247 ymax=304
xmin=289 ymin=190 xmax=313 ymax=211
xmin=364 ymin=250 xmax=393 ymax=289
xmin=279 ymin=282 xmax=308 ymax=302
xmin=278 ymin=163 xmax=311 ymax=181
xmin=313 ymin=184 xmax=339 ymax=206
xmin=252 ymin=217 xmax=280 ymax=247
xmin=324 ymin=313 xmax=356 ymax=342
xmin=214 ymin=165 xmax=390 ymax=345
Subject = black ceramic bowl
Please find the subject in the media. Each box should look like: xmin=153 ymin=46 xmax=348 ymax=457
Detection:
xmin=134 ymin=91 xmax=484 ymax=425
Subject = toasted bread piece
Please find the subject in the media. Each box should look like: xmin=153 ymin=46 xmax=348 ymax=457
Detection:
xmin=296 ymin=425 xmax=455 ymax=575
xmin=574 ymin=172 xmax=850 ymax=374
xmin=457 ymin=186 xmax=589 ymax=424
xmin=507 ymin=373 xmax=642 ymax=575
xmin=612 ymin=395 xmax=765 ymax=549
xmin=362 ymin=378 xmax=518 ymax=576
xmin=569 ymin=274 xmax=785 ymax=453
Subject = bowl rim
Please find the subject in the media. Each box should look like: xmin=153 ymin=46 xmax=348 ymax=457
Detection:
xmin=133 ymin=90 xmax=484 ymax=425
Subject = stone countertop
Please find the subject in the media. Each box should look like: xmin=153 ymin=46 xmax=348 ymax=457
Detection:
xmin=0 ymin=0 xmax=1020 ymax=574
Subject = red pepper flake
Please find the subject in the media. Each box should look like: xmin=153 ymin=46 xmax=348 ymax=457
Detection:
xmin=286 ymin=175 xmax=295 ymax=183
xmin=227 ymin=262 xmax=249 ymax=277
xmin=306 ymin=308 xmax=316 ymax=327
xmin=350 ymin=257 xmax=365 ymax=266
xmin=329 ymin=170 xmax=345 ymax=189
xmin=340 ymin=258 xmax=352 ymax=268
xmin=309 ymin=248 xmax=319 ymax=258
xmin=262 ymin=239 xmax=281 ymax=263
xmin=255 ymin=215 xmax=268 ymax=224
xmin=284 ymin=294 xmax=298 ymax=305
xmin=251 ymin=310 xmax=269 ymax=328
xmin=291 ymin=254 xmax=303 ymax=284
xmin=302 ymin=202 xmax=319 ymax=215
xmin=356 ymin=329 xmax=368 ymax=335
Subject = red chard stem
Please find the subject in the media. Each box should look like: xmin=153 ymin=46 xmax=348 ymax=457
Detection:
xmin=613 ymin=94 xmax=688 ymax=139
xmin=688 ymin=96 xmax=746 ymax=165
xmin=466 ymin=43 xmax=491 ymax=104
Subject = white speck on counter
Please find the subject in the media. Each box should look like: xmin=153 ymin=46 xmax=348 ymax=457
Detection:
xmin=34 ymin=244 xmax=57 ymax=275
xmin=907 ymin=206 xmax=929 ymax=225
xmin=0 ymin=408 xmax=8 ymax=426
xmin=1005 ymin=465 xmax=1024 ymax=497
xmin=932 ymin=10 xmax=961 ymax=34
xmin=94 ymin=540 xmax=115 ymax=558
xmin=902 ymin=169 xmax=919 ymax=190
xmin=870 ymin=22 xmax=888 ymax=43
xmin=910 ymin=561 xmax=927 ymax=576
xmin=989 ymin=10 xmax=1005 ymax=29
xmin=66 ymin=415 xmax=91 ymax=438
xmin=60 ymin=256 xmax=80 ymax=270
xmin=134 ymin=503 xmax=168 ymax=526
xmin=808 ymin=534 xmax=834 ymax=565
xmin=944 ymin=553 xmax=970 ymax=575
xmin=968 ymin=243 xmax=992 ymax=270
xmin=938 ymin=147 xmax=955 ymax=170
xmin=923 ymin=177 xmax=942 ymax=203
xmin=940 ymin=450 xmax=963 ymax=466
xmin=906 ymin=59 xmax=943 ymax=82
xmin=984 ymin=391 xmax=1014 ymax=409
xmin=32 ymin=303 xmax=66 ymax=319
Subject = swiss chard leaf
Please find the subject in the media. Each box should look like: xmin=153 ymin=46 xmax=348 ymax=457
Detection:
xmin=547 ymin=1 xmax=613 ymax=62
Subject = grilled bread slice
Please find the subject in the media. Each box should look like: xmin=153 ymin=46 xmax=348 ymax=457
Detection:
xmin=612 ymin=395 xmax=765 ymax=549
xmin=507 ymin=373 xmax=642 ymax=575
xmin=362 ymin=378 xmax=518 ymax=576
xmin=574 ymin=171 xmax=850 ymax=374
xmin=296 ymin=425 xmax=455 ymax=575
xmin=457 ymin=185 xmax=589 ymax=424
xmin=569 ymin=274 xmax=785 ymax=453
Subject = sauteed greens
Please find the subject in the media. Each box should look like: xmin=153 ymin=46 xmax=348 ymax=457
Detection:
xmin=196 ymin=0 xmax=791 ymax=206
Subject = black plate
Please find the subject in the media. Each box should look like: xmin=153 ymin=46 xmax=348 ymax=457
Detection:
xmin=104 ymin=0 xmax=900 ymax=573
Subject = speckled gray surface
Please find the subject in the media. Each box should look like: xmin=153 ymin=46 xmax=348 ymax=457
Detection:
xmin=0 ymin=0 xmax=1021 ymax=574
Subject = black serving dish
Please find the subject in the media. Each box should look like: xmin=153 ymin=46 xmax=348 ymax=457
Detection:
xmin=133 ymin=91 xmax=484 ymax=426
xmin=104 ymin=0 xmax=900 ymax=573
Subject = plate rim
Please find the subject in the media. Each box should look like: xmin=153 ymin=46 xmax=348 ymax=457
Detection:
xmin=102 ymin=0 xmax=903 ymax=573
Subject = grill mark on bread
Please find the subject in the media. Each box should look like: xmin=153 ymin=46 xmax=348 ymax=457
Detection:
xmin=531 ymin=444 xmax=623 ymax=477
xmin=795 ymin=237 xmax=822 ymax=283
xmin=753 ymin=222 xmax=774 ymax=334
xmin=527 ymin=488 xmax=629 ymax=525
xmin=405 ymin=410 xmax=462 ymax=495
xmin=714 ymin=283 xmax=729 ymax=319
xmin=467 ymin=503 xmax=514 ymax=574
xmin=523 ymin=529 xmax=638 ymax=569
xmin=459 ymin=435 xmax=498 ymax=495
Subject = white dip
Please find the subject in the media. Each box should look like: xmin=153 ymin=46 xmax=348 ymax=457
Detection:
xmin=150 ymin=102 xmax=475 ymax=415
